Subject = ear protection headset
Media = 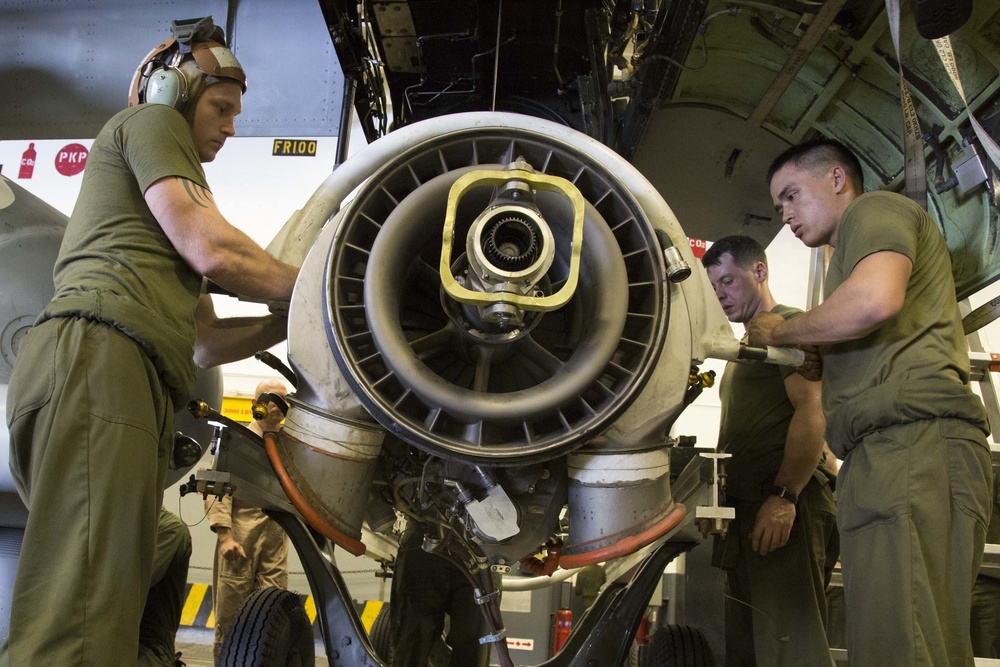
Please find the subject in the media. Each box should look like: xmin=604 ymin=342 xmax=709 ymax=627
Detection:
xmin=128 ymin=16 xmax=246 ymax=112
xmin=142 ymin=59 xmax=190 ymax=108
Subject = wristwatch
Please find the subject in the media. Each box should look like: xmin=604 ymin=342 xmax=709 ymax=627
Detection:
xmin=771 ymin=485 xmax=798 ymax=504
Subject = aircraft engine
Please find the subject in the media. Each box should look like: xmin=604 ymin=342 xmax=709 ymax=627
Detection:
xmin=270 ymin=112 xmax=732 ymax=564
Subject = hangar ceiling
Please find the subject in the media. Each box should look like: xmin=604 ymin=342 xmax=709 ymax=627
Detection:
xmin=325 ymin=0 xmax=1000 ymax=295
xmin=633 ymin=0 xmax=1000 ymax=255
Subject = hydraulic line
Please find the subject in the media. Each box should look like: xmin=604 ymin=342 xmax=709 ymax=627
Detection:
xmin=432 ymin=531 xmax=515 ymax=667
xmin=263 ymin=431 xmax=367 ymax=556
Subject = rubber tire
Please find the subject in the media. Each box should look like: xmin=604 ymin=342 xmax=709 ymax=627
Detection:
xmin=641 ymin=625 xmax=715 ymax=667
xmin=628 ymin=639 xmax=641 ymax=667
xmin=219 ymin=588 xmax=315 ymax=667
xmin=370 ymin=602 xmax=453 ymax=667
xmin=368 ymin=604 xmax=394 ymax=665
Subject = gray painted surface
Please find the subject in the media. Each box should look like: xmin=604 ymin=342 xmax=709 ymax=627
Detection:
xmin=0 ymin=0 xmax=344 ymax=140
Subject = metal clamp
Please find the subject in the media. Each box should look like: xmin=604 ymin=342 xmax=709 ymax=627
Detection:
xmin=479 ymin=628 xmax=507 ymax=644
xmin=474 ymin=589 xmax=501 ymax=605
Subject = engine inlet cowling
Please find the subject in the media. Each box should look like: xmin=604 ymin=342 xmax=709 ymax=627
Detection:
xmin=317 ymin=122 xmax=671 ymax=464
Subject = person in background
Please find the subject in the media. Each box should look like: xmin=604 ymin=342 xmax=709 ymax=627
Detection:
xmin=206 ymin=378 xmax=291 ymax=662
xmin=750 ymin=137 xmax=992 ymax=667
xmin=2 ymin=17 xmax=297 ymax=666
xmin=574 ymin=563 xmax=607 ymax=611
xmin=390 ymin=520 xmax=491 ymax=667
xmin=702 ymin=235 xmax=838 ymax=666
xmin=143 ymin=508 xmax=194 ymax=666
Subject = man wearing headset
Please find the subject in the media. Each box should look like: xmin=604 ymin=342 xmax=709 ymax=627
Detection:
xmin=206 ymin=378 xmax=291 ymax=662
xmin=2 ymin=17 xmax=298 ymax=666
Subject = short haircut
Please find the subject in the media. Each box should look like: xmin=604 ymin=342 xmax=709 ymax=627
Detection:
xmin=766 ymin=137 xmax=864 ymax=192
xmin=702 ymin=235 xmax=767 ymax=271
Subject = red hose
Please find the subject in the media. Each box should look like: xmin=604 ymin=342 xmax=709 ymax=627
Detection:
xmin=263 ymin=432 xmax=367 ymax=556
xmin=558 ymin=503 xmax=687 ymax=569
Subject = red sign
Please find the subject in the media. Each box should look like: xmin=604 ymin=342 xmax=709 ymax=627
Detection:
xmin=689 ymin=237 xmax=709 ymax=259
xmin=55 ymin=144 xmax=88 ymax=176
xmin=19 ymin=143 xmax=36 ymax=179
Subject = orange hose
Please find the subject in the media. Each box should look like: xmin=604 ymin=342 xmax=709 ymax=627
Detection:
xmin=263 ymin=432 xmax=367 ymax=556
xmin=558 ymin=503 xmax=687 ymax=569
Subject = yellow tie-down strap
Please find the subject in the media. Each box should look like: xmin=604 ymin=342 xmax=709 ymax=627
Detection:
xmin=439 ymin=168 xmax=585 ymax=311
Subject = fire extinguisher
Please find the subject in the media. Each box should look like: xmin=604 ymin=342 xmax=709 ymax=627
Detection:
xmin=552 ymin=608 xmax=572 ymax=655
xmin=19 ymin=143 xmax=36 ymax=179
xmin=635 ymin=613 xmax=650 ymax=645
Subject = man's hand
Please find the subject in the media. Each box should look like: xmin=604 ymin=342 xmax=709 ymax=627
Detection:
xmin=747 ymin=311 xmax=785 ymax=347
xmin=797 ymin=345 xmax=822 ymax=381
xmin=219 ymin=531 xmax=247 ymax=562
xmin=750 ymin=495 xmax=796 ymax=555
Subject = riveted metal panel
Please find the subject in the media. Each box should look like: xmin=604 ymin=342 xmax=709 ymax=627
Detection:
xmin=0 ymin=0 xmax=343 ymax=140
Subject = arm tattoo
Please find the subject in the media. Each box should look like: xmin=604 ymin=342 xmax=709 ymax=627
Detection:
xmin=179 ymin=178 xmax=213 ymax=209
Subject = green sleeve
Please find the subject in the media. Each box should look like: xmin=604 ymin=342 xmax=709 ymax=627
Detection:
xmin=115 ymin=105 xmax=209 ymax=194
xmin=839 ymin=194 xmax=918 ymax=274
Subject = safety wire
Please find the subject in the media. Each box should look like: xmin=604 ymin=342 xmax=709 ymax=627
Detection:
xmin=722 ymin=591 xmax=790 ymax=643
xmin=178 ymin=492 xmax=211 ymax=528
xmin=491 ymin=0 xmax=502 ymax=112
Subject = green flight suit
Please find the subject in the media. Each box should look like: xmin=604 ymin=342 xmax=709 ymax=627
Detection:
xmin=714 ymin=305 xmax=838 ymax=667
xmin=3 ymin=104 xmax=207 ymax=666
xmin=390 ymin=525 xmax=490 ymax=667
xmin=140 ymin=509 xmax=193 ymax=667
xmin=823 ymin=191 xmax=992 ymax=667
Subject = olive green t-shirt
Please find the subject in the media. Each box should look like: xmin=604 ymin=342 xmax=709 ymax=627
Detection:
xmin=39 ymin=104 xmax=210 ymax=406
xmin=822 ymin=191 xmax=988 ymax=455
xmin=717 ymin=304 xmax=803 ymax=501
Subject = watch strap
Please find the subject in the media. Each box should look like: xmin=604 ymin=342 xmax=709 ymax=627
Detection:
xmin=771 ymin=485 xmax=798 ymax=504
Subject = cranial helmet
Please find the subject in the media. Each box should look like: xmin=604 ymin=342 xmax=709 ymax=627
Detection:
xmin=128 ymin=16 xmax=247 ymax=115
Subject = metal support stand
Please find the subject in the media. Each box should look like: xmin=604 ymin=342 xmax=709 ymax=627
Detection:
xmin=694 ymin=452 xmax=734 ymax=537
xmin=268 ymin=511 xmax=387 ymax=667
xmin=537 ymin=540 xmax=696 ymax=667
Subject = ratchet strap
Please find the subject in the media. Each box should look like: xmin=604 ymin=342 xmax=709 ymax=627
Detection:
xmin=885 ymin=0 xmax=928 ymax=208
xmin=931 ymin=37 xmax=1000 ymax=175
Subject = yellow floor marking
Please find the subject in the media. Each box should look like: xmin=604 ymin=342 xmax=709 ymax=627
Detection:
xmin=181 ymin=584 xmax=208 ymax=626
xmin=360 ymin=600 xmax=384 ymax=633
xmin=304 ymin=595 xmax=317 ymax=623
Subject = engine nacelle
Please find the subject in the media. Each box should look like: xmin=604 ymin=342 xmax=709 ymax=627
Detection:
xmin=270 ymin=113 xmax=731 ymax=565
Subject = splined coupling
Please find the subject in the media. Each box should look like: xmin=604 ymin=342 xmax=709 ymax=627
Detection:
xmin=483 ymin=215 xmax=540 ymax=272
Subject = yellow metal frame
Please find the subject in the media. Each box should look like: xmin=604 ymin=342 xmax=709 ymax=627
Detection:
xmin=439 ymin=168 xmax=585 ymax=311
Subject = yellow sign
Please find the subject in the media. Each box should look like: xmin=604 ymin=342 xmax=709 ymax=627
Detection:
xmin=221 ymin=396 xmax=254 ymax=423
xmin=272 ymin=139 xmax=318 ymax=157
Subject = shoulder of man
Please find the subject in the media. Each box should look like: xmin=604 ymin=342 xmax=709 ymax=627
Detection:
xmin=841 ymin=190 xmax=923 ymax=235
xmin=771 ymin=304 xmax=802 ymax=320
xmin=105 ymin=103 xmax=188 ymax=136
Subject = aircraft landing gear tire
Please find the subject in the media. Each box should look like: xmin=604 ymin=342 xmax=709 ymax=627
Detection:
xmin=367 ymin=604 xmax=393 ymax=664
xmin=641 ymin=625 xmax=715 ymax=667
xmin=368 ymin=603 xmax=453 ymax=667
xmin=219 ymin=588 xmax=315 ymax=667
